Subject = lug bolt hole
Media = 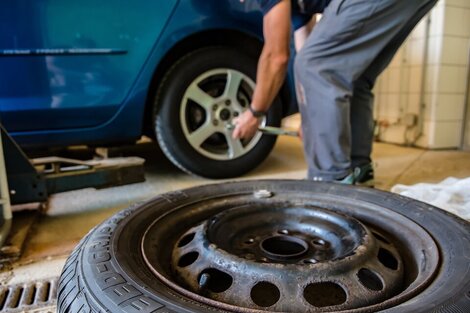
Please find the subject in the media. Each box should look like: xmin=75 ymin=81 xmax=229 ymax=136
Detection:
xmin=244 ymin=238 xmax=255 ymax=245
xmin=312 ymin=239 xmax=327 ymax=247
xmin=303 ymin=259 xmax=317 ymax=264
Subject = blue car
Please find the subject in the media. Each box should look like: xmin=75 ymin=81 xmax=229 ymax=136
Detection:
xmin=0 ymin=0 xmax=297 ymax=178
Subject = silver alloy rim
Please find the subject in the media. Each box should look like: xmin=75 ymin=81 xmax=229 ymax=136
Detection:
xmin=180 ymin=69 xmax=265 ymax=161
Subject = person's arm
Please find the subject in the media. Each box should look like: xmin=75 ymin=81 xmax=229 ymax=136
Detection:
xmin=232 ymin=0 xmax=291 ymax=139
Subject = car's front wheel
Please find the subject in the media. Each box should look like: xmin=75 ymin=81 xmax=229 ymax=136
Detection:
xmin=154 ymin=47 xmax=282 ymax=178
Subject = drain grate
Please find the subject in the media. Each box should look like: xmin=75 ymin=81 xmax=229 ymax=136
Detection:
xmin=0 ymin=279 xmax=57 ymax=312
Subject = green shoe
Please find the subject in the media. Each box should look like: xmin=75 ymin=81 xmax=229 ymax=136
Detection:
xmin=336 ymin=172 xmax=356 ymax=185
xmin=353 ymin=163 xmax=375 ymax=187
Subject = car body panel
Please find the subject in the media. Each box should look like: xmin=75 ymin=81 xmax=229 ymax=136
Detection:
xmin=0 ymin=0 xmax=179 ymax=133
xmin=0 ymin=0 xmax=297 ymax=148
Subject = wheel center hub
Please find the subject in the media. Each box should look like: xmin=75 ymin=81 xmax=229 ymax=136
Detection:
xmin=166 ymin=205 xmax=405 ymax=311
xmin=260 ymin=235 xmax=308 ymax=260
xmin=219 ymin=108 xmax=231 ymax=121
xmin=205 ymin=205 xmax=366 ymax=264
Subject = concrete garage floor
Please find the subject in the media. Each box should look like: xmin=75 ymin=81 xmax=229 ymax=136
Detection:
xmin=1 ymin=117 xmax=470 ymax=309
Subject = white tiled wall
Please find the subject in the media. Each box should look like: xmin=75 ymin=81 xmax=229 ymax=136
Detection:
xmin=374 ymin=0 xmax=470 ymax=149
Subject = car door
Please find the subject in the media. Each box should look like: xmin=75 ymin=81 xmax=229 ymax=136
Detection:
xmin=0 ymin=0 xmax=178 ymax=132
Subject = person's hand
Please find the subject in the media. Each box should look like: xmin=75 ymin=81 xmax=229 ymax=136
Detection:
xmin=232 ymin=110 xmax=260 ymax=140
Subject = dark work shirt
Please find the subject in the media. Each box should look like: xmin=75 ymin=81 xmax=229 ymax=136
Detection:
xmin=257 ymin=0 xmax=331 ymax=29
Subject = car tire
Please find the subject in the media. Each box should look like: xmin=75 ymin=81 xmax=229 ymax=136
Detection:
xmin=154 ymin=47 xmax=282 ymax=179
xmin=57 ymin=180 xmax=470 ymax=313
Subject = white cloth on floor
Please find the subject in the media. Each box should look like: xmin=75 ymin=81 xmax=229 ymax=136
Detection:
xmin=391 ymin=177 xmax=470 ymax=221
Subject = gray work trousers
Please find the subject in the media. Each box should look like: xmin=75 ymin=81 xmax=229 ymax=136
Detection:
xmin=294 ymin=0 xmax=438 ymax=181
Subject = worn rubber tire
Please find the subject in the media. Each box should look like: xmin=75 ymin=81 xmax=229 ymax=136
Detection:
xmin=57 ymin=180 xmax=470 ymax=313
xmin=154 ymin=47 xmax=282 ymax=179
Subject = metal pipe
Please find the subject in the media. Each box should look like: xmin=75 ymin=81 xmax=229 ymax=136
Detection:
xmin=413 ymin=15 xmax=432 ymax=145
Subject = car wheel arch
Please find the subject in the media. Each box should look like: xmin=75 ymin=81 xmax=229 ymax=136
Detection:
xmin=141 ymin=29 xmax=294 ymax=138
xmin=140 ymin=30 xmax=261 ymax=137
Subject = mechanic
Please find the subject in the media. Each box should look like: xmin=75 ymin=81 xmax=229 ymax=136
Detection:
xmin=233 ymin=0 xmax=437 ymax=184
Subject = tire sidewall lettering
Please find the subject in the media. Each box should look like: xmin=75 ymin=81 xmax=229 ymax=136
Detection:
xmin=83 ymin=208 xmax=166 ymax=311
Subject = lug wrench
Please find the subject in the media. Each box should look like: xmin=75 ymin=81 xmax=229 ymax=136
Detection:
xmin=226 ymin=123 xmax=299 ymax=137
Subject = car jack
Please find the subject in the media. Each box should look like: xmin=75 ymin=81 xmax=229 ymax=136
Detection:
xmin=1 ymin=125 xmax=145 ymax=206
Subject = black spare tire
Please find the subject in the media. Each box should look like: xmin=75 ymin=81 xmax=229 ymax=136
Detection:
xmin=58 ymin=180 xmax=470 ymax=313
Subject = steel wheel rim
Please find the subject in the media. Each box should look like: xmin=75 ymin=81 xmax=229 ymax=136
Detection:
xmin=141 ymin=186 xmax=440 ymax=312
xmin=180 ymin=68 xmax=265 ymax=161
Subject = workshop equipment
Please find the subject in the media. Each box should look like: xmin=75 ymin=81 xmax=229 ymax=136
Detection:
xmin=1 ymin=125 xmax=145 ymax=205
xmin=0 ymin=127 xmax=12 ymax=247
